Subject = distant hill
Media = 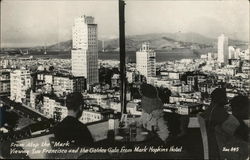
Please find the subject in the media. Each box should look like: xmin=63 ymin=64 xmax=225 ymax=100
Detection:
xmin=32 ymin=32 xmax=247 ymax=52
xmin=43 ymin=40 xmax=104 ymax=51
xmin=47 ymin=40 xmax=72 ymax=51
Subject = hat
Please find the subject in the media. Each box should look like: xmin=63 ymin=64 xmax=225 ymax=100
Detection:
xmin=230 ymin=95 xmax=249 ymax=119
xmin=140 ymin=83 xmax=163 ymax=113
xmin=141 ymin=96 xmax=163 ymax=114
xmin=140 ymin=83 xmax=158 ymax=98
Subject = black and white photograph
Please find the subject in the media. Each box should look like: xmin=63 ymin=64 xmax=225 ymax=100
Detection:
xmin=0 ymin=0 xmax=249 ymax=159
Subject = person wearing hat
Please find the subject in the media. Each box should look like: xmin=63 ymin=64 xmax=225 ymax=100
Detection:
xmin=201 ymin=88 xmax=229 ymax=127
xmin=138 ymin=83 xmax=169 ymax=142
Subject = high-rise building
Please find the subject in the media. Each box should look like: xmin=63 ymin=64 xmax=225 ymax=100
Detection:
xmin=217 ymin=34 xmax=229 ymax=64
xmin=10 ymin=69 xmax=31 ymax=103
xmin=136 ymin=43 xmax=156 ymax=79
xmin=71 ymin=15 xmax=98 ymax=87
xmin=228 ymin=46 xmax=235 ymax=59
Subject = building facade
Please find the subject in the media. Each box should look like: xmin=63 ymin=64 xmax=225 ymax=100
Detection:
xmin=217 ymin=34 xmax=229 ymax=64
xmin=80 ymin=110 xmax=103 ymax=124
xmin=10 ymin=69 xmax=31 ymax=103
xmin=53 ymin=75 xmax=73 ymax=94
xmin=71 ymin=15 xmax=99 ymax=87
xmin=136 ymin=43 xmax=156 ymax=79
xmin=0 ymin=69 xmax=11 ymax=97
xmin=43 ymin=96 xmax=68 ymax=122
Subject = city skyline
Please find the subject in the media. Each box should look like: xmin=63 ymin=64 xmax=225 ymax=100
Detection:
xmin=1 ymin=0 xmax=249 ymax=48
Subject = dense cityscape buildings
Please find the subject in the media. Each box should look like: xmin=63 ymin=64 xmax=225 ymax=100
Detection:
xmin=1 ymin=33 xmax=249 ymax=122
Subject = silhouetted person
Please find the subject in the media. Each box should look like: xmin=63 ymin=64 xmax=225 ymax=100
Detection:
xmin=230 ymin=95 xmax=249 ymax=142
xmin=54 ymin=92 xmax=94 ymax=146
xmin=201 ymin=88 xmax=229 ymax=159
xmin=201 ymin=88 xmax=229 ymax=127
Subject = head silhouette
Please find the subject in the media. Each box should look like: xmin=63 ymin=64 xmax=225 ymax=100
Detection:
xmin=230 ymin=95 xmax=249 ymax=120
xmin=66 ymin=92 xmax=84 ymax=119
xmin=211 ymin=88 xmax=227 ymax=106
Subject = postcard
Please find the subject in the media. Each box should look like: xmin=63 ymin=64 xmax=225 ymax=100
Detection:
xmin=0 ymin=0 xmax=249 ymax=159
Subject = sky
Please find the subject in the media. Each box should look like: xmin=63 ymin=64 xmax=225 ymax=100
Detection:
xmin=1 ymin=0 xmax=249 ymax=48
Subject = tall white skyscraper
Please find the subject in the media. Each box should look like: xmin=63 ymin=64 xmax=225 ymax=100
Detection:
xmin=136 ymin=43 xmax=156 ymax=79
xmin=71 ymin=15 xmax=98 ymax=86
xmin=10 ymin=69 xmax=31 ymax=103
xmin=217 ymin=34 xmax=229 ymax=64
xmin=228 ymin=46 xmax=235 ymax=59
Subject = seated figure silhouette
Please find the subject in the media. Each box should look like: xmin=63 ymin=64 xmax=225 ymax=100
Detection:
xmin=53 ymin=92 xmax=94 ymax=146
